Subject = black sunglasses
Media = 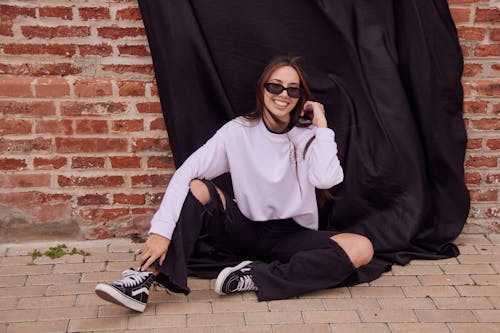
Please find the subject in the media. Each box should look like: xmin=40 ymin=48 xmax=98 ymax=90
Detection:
xmin=264 ymin=82 xmax=303 ymax=98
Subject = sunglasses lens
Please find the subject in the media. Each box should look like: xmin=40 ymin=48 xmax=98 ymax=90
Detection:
xmin=265 ymin=83 xmax=284 ymax=94
xmin=287 ymin=88 xmax=302 ymax=98
xmin=264 ymin=83 xmax=303 ymax=98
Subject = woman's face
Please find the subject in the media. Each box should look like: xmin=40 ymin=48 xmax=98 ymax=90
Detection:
xmin=263 ymin=66 xmax=300 ymax=125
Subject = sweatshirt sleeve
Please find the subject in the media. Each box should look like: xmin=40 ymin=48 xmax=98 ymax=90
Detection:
xmin=306 ymin=127 xmax=344 ymax=189
xmin=148 ymin=127 xmax=230 ymax=239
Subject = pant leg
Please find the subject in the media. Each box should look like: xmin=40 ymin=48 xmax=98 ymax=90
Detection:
xmin=155 ymin=180 xmax=228 ymax=294
xmin=251 ymin=222 xmax=356 ymax=301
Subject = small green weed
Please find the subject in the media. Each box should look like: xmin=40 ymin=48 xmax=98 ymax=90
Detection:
xmin=28 ymin=244 xmax=90 ymax=264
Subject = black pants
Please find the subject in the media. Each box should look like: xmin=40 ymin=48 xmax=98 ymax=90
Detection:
xmin=155 ymin=180 xmax=356 ymax=301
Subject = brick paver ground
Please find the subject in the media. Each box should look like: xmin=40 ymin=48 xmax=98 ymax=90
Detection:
xmin=0 ymin=233 xmax=499 ymax=333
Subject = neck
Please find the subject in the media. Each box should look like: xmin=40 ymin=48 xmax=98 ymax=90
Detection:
xmin=263 ymin=111 xmax=291 ymax=133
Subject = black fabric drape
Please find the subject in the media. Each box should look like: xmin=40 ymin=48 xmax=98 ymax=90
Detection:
xmin=138 ymin=0 xmax=470 ymax=284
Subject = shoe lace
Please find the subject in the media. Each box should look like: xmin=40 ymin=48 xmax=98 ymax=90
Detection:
xmin=115 ymin=269 xmax=150 ymax=287
xmin=236 ymin=274 xmax=257 ymax=291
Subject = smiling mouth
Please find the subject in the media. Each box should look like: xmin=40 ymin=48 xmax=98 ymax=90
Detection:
xmin=273 ymin=99 xmax=289 ymax=109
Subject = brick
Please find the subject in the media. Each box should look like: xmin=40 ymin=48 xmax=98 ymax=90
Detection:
xmin=110 ymin=156 xmax=141 ymax=168
xmin=471 ymin=118 xmax=500 ymax=130
xmin=458 ymin=254 xmax=500 ymax=264
xmin=46 ymin=283 xmax=95 ymax=296
xmin=370 ymin=276 xmax=420 ymax=286
xmin=53 ymin=262 xmax=105 ymax=274
xmin=116 ymin=7 xmax=142 ymax=20
xmin=358 ymin=309 xmax=418 ymax=323
xmin=77 ymin=194 xmax=109 ymax=206
xmin=465 ymin=156 xmax=497 ymax=168
xmin=22 ymin=25 xmax=91 ymax=39
xmin=131 ymin=174 xmax=170 ymax=187
xmin=418 ymin=309 xmax=477 ymax=322
xmin=486 ymin=174 xmax=500 ymax=184
xmin=463 ymin=100 xmax=487 ymax=114
xmin=450 ymin=8 xmax=470 ymax=23
xmin=433 ymin=296 xmax=494 ymax=309
xmin=113 ymin=193 xmax=145 ymax=205
xmin=132 ymin=137 xmax=170 ymax=152
xmin=2 ymin=286 xmax=47 ymax=298
xmin=323 ymin=298 xmax=380 ymax=310
xmin=71 ymin=157 xmax=105 ymax=169
xmin=349 ymin=286 xmax=403 ymax=298
xmin=469 ymin=189 xmax=498 ymax=202
xmin=35 ymin=119 xmax=73 ymax=135
xmin=112 ymin=119 xmax=143 ymax=132
xmin=78 ymin=43 xmax=113 ymax=56
xmin=389 ymin=323 xmax=449 ymax=333
xmin=0 ymin=62 xmax=83 ymax=76
xmin=68 ymin=317 xmax=128 ymax=332
xmin=74 ymin=79 xmax=112 ymax=97
xmin=18 ymin=295 xmax=75 ymax=309
xmin=391 ymin=265 xmax=443 ymax=275
xmin=77 ymin=207 xmax=129 ymax=222
xmin=0 ymin=119 xmax=31 ymax=135
xmin=0 ymin=275 xmax=27 ymax=287
xmin=464 ymin=172 xmax=481 ymax=184
xmin=103 ymin=64 xmax=154 ymax=75
xmin=78 ymin=7 xmax=111 ymax=20
xmin=377 ymin=298 xmax=435 ymax=309
xmin=3 ymin=43 xmax=76 ymax=57
xmin=148 ymin=155 xmax=174 ymax=169
xmin=56 ymin=138 xmax=128 ymax=153
xmin=475 ymin=8 xmax=500 ymax=23
xmin=137 ymin=101 xmax=162 ymax=113
xmin=117 ymin=44 xmax=150 ymax=56
xmin=39 ymin=306 xmax=97 ymax=320
xmin=0 ymin=309 xmax=38 ymax=323
xmin=0 ymin=20 xmax=13 ymax=36
xmin=34 ymin=77 xmax=70 ymax=97
xmin=456 ymin=234 xmax=493 ymax=246
xmin=302 ymin=310 xmax=360 ymax=323
xmin=458 ymin=27 xmax=487 ymax=41
xmin=0 ymin=76 xmax=32 ymax=97
xmin=0 ymin=264 xmax=52 ymax=277
xmin=75 ymin=119 xmax=109 ymax=134
xmin=418 ymin=275 xmax=473 ymax=286
xmin=476 ymin=80 xmax=500 ymax=96
xmin=26 ymin=273 xmax=81 ymax=285
xmin=456 ymin=286 xmax=500 ymax=296
xmin=463 ymin=63 xmax=483 ymax=76
xmin=471 ymin=274 xmax=500 ymax=285
xmin=0 ymin=101 xmax=56 ymax=116
xmin=150 ymin=117 xmax=166 ymax=130
xmin=118 ymin=80 xmax=146 ymax=96
xmin=243 ymin=311 xmax=302 ymax=325
xmin=267 ymin=299 xmax=323 ymax=312
xmin=156 ymin=302 xmax=212 ymax=314
xmin=448 ymin=323 xmax=500 ymax=333
xmin=61 ymin=101 xmax=126 ymax=116
xmin=328 ymin=323 xmax=390 ymax=333
xmin=403 ymin=286 xmax=459 ymax=297
xmin=0 ymin=173 xmax=51 ymax=188
xmin=0 ymin=5 xmax=36 ymax=19
xmin=486 ymin=139 xmax=500 ymax=150
xmin=58 ymin=175 xmax=124 ymax=187
xmin=7 ymin=320 xmax=69 ymax=333
xmin=97 ymin=26 xmax=145 ymax=40
xmin=39 ymin=6 xmax=73 ymax=19
xmin=0 ymin=158 xmax=27 ymax=170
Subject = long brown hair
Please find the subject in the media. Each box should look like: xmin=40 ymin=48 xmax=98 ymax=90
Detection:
xmin=243 ymin=56 xmax=312 ymax=127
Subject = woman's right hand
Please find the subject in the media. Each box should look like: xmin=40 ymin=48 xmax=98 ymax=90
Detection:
xmin=140 ymin=233 xmax=171 ymax=271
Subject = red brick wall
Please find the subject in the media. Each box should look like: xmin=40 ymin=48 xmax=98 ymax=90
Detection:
xmin=0 ymin=1 xmax=498 ymax=239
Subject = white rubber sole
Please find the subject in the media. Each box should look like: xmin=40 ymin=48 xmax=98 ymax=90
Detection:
xmin=214 ymin=260 xmax=253 ymax=295
xmin=95 ymin=283 xmax=146 ymax=312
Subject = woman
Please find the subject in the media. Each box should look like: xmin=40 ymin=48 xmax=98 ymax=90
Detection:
xmin=95 ymin=56 xmax=373 ymax=312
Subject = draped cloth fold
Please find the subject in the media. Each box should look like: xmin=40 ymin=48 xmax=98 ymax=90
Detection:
xmin=138 ymin=0 xmax=469 ymax=285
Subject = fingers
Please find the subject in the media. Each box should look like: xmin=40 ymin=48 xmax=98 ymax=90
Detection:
xmin=139 ymin=234 xmax=171 ymax=271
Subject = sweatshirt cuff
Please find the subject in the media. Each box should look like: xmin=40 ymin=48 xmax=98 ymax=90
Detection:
xmin=148 ymin=219 xmax=174 ymax=240
xmin=315 ymin=127 xmax=335 ymax=141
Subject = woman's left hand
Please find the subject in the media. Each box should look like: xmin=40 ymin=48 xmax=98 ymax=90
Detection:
xmin=301 ymin=101 xmax=328 ymax=128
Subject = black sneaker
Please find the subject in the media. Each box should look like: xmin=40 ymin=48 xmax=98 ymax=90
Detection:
xmin=215 ymin=260 xmax=258 ymax=295
xmin=95 ymin=269 xmax=154 ymax=312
